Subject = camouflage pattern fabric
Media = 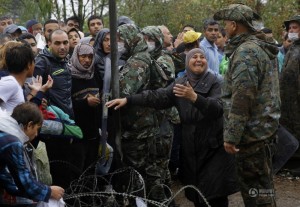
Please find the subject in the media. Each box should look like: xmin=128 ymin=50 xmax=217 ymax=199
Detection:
xmin=236 ymin=138 xmax=276 ymax=207
xmin=216 ymin=4 xmax=280 ymax=206
xmin=141 ymin=26 xmax=164 ymax=59
xmin=117 ymin=24 xmax=167 ymax=203
xmin=140 ymin=27 xmax=181 ymax=193
xmin=213 ymin=3 xmax=261 ymax=32
xmin=222 ymin=33 xmax=279 ymax=206
xmin=283 ymin=15 xmax=300 ymax=31
xmin=222 ymin=33 xmax=280 ymax=145
xmin=280 ymin=39 xmax=300 ymax=158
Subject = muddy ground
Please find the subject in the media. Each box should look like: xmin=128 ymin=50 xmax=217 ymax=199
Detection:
xmin=171 ymin=172 xmax=300 ymax=207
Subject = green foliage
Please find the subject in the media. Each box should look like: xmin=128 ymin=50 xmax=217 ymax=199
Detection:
xmin=0 ymin=0 xmax=299 ymax=43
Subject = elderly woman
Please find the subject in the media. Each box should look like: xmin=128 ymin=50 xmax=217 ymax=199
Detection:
xmin=106 ymin=48 xmax=238 ymax=207
xmin=70 ymin=43 xmax=102 ymax=174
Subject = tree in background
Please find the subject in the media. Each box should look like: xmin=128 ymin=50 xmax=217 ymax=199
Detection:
xmin=0 ymin=0 xmax=299 ymax=41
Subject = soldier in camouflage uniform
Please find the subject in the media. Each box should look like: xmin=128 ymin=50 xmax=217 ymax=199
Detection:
xmin=280 ymin=15 xmax=300 ymax=159
xmin=214 ymin=4 xmax=280 ymax=207
xmin=116 ymin=24 xmax=167 ymax=203
xmin=141 ymin=26 xmax=180 ymax=191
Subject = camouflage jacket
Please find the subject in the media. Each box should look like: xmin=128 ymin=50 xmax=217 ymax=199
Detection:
xmin=280 ymin=39 xmax=300 ymax=139
xmin=222 ymin=33 xmax=280 ymax=145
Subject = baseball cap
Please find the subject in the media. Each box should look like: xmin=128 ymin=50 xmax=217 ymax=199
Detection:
xmin=4 ymin=24 xmax=22 ymax=34
xmin=183 ymin=30 xmax=202 ymax=43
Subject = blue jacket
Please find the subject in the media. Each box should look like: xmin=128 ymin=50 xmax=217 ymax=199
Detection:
xmin=0 ymin=132 xmax=51 ymax=204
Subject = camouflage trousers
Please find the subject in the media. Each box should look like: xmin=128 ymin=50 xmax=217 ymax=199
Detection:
xmin=121 ymin=136 xmax=168 ymax=203
xmin=236 ymin=139 xmax=276 ymax=207
xmin=156 ymin=119 xmax=174 ymax=187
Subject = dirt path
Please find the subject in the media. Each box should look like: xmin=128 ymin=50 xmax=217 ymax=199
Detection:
xmin=171 ymin=175 xmax=300 ymax=207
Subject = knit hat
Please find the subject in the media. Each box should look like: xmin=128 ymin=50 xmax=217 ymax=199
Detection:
xmin=183 ymin=30 xmax=202 ymax=43
xmin=4 ymin=24 xmax=21 ymax=34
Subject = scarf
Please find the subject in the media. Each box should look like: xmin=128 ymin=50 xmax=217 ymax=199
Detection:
xmin=185 ymin=48 xmax=208 ymax=88
xmin=70 ymin=43 xmax=95 ymax=79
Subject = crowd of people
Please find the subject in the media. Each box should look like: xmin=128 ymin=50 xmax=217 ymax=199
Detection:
xmin=0 ymin=3 xmax=299 ymax=207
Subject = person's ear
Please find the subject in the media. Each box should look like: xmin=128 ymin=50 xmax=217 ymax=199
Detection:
xmin=26 ymin=121 xmax=34 ymax=129
xmin=231 ymin=21 xmax=237 ymax=31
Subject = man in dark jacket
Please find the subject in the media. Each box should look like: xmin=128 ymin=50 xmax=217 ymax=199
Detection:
xmin=214 ymin=4 xmax=280 ymax=207
xmin=34 ymin=29 xmax=75 ymax=189
xmin=280 ymin=15 xmax=300 ymax=159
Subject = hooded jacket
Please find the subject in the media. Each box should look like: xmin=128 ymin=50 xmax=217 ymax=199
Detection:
xmin=93 ymin=28 xmax=110 ymax=81
xmin=222 ymin=32 xmax=280 ymax=145
xmin=34 ymin=48 xmax=74 ymax=118
xmin=0 ymin=110 xmax=51 ymax=204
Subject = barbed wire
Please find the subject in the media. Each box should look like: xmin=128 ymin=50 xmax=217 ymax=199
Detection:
xmin=49 ymin=159 xmax=211 ymax=207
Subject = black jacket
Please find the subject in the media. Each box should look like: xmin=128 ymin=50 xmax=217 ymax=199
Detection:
xmin=128 ymin=71 xmax=238 ymax=203
xmin=34 ymin=48 xmax=74 ymax=118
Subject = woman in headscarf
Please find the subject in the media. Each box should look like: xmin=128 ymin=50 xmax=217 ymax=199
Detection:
xmin=93 ymin=28 xmax=110 ymax=82
xmin=70 ymin=43 xmax=102 ymax=174
xmin=106 ymin=48 xmax=238 ymax=207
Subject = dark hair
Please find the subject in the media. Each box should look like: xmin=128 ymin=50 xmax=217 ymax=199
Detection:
xmin=219 ymin=27 xmax=226 ymax=37
xmin=203 ymin=19 xmax=219 ymax=30
xmin=87 ymin=15 xmax=103 ymax=28
xmin=49 ymin=29 xmax=67 ymax=42
xmin=184 ymin=41 xmax=199 ymax=50
xmin=43 ymin=19 xmax=59 ymax=31
xmin=0 ymin=15 xmax=12 ymax=21
xmin=261 ymin=27 xmax=272 ymax=34
xmin=67 ymin=27 xmax=81 ymax=39
xmin=11 ymin=102 xmax=43 ymax=126
xmin=66 ymin=16 xmax=80 ymax=25
xmin=5 ymin=43 xmax=34 ymax=74
xmin=0 ymin=33 xmax=13 ymax=45
xmin=17 ymin=33 xmax=37 ymax=43
xmin=182 ymin=24 xmax=195 ymax=31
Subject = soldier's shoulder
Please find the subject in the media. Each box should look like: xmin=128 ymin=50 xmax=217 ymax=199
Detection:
xmin=131 ymin=51 xmax=152 ymax=65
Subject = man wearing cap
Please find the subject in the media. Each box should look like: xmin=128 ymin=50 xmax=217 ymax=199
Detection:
xmin=280 ymin=15 xmax=300 ymax=159
xmin=3 ymin=24 xmax=22 ymax=39
xmin=26 ymin=19 xmax=43 ymax=36
xmin=200 ymin=19 xmax=220 ymax=74
xmin=214 ymin=4 xmax=280 ymax=207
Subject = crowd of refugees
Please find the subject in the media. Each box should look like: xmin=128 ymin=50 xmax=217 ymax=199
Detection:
xmin=0 ymin=3 xmax=300 ymax=207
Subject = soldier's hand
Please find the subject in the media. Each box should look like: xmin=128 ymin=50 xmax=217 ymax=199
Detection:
xmin=106 ymin=98 xmax=127 ymax=110
xmin=224 ymin=142 xmax=239 ymax=154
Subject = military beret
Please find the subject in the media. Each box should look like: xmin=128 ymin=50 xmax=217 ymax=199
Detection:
xmin=283 ymin=15 xmax=300 ymax=31
xmin=213 ymin=4 xmax=261 ymax=32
